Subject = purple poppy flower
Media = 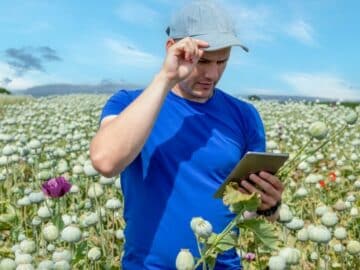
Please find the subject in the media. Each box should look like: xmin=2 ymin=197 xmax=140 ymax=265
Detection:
xmin=42 ymin=176 xmax=72 ymax=198
xmin=244 ymin=252 xmax=256 ymax=262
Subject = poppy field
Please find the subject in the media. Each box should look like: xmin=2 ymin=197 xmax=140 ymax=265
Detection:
xmin=0 ymin=94 xmax=359 ymax=270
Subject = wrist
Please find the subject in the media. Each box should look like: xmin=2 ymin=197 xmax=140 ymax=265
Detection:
xmin=256 ymin=200 xmax=282 ymax=217
xmin=156 ymin=70 xmax=178 ymax=90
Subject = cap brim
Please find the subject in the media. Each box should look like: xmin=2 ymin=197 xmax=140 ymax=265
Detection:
xmin=192 ymin=32 xmax=249 ymax=52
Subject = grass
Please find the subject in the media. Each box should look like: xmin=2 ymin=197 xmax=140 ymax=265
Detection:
xmin=0 ymin=94 xmax=33 ymax=105
xmin=318 ymin=101 xmax=360 ymax=109
xmin=0 ymin=95 xmax=34 ymax=118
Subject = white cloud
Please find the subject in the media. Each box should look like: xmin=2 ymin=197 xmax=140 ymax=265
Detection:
xmin=0 ymin=61 xmax=64 ymax=91
xmin=104 ymin=37 xmax=161 ymax=68
xmin=281 ymin=72 xmax=360 ymax=101
xmin=116 ymin=3 xmax=159 ymax=26
xmin=285 ymin=20 xmax=316 ymax=46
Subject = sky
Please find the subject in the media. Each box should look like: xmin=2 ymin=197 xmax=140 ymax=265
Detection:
xmin=0 ymin=0 xmax=359 ymax=101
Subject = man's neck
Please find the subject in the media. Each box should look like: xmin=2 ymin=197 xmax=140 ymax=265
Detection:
xmin=171 ymin=85 xmax=214 ymax=103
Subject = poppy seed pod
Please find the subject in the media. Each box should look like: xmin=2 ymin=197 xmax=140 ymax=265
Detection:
xmin=54 ymin=260 xmax=70 ymax=270
xmin=88 ymin=247 xmax=101 ymax=261
xmin=333 ymin=200 xmax=347 ymax=211
xmin=315 ymin=205 xmax=330 ymax=217
xmin=310 ymin=251 xmax=318 ymax=261
xmin=268 ymin=255 xmax=286 ymax=270
xmin=333 ymin=243 xmax=345 ymax=254
xmin=87 ymin=183 xmax=104 ymax=198
xmin=279 ymin=247 xmax=301 ymax=265
xmin=345 ymin=111 xmax=358 ymax=125
xmin=350 ymin=207 xmax=358 ymax=217
xmin=43 ymin=223 xmax=60 ymax=242
xmin=0 ymin=258 xmax=16 ymax=270
xmin=175 ymin=249 xmax=195 ymax=270
xmin=20 ymin=240 xmax=36 ymax=254
xmin=17 ymin=196 xmax=31 ymax=207
xmin=296 ymin=228 xmax=308 ymax=241
xmin=47 ymin=244 xmax=55 ymax=252
xmin=105 ymin=198 xmax=122 ymax=210
xmin=37 ymin=206 xmax=53 ymax=219
xmin=14 ymin=264 xmax=34 ymax=270
xmin=28 ymin=192 xmax=45 ymax=204
xmin=190 ymin=217 xmax=213 ymax=239
xmin=308 ymin=225 xmax=331 ymax=244
xmin=347 ymin=240 xmax=360 ymax=255
xmin=52 ymin=249 xmax=72 ymax=262
xmin=285 ymin=217 xmax=304 ymax=230
xmin=295 ymin=187 xmax=308 ymax=198
xmin=15 ymin=254 xmax=33 ymax=265
xmin=2 ymin=145 xmax=16 ymax=156
xmin=279 ymin=206 xmax=293 ymax=223
xmin=309 ymin=121 xmax=328 ymax=140
xmin=83 ymin=161 xmax=99 ymax=176
xmin=61 ymin=225 xmax=82 ymax=243
xmin=334 ymin=227 xmax=347 ymax=240
xmin=38 ymin=260 xmax=54 ymax=269
xmin=321 ymin=212 xmax=338 ymax=227
xmin=115 ymin=229 xmax=124 ymax=240
xmin=28 ymin=139 xmax=41 ymax=149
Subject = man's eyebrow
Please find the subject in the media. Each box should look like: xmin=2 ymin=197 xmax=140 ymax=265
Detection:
xmin=199 ymin=57 xmax=229 ymax=62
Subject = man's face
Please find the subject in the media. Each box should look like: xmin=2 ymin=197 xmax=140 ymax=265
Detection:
xmin=173 ymin=47 xmax=231 ymax=102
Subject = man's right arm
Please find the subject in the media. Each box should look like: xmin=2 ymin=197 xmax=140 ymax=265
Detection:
xmin=90 ymin=72 xmax=174 ymax=177
xmin=90 ymin=38 xmax=209 ymax=177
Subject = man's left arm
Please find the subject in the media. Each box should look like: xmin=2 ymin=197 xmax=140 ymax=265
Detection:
xmin=239 ymin=171 xmax=284 ymax=222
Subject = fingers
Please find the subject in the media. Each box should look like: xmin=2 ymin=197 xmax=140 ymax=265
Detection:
xmin=172 ymin=37 xmax=208 ymax=62
xmin=240 ymin=180 xmax=278 ymax=208
xmin=238 ymin=186 xmax=249 ymax=194
xmin=258 ymin=171 xmax=284 ymax=192
xmin=248 ymin=174 xmax=280 ymax=200
xmin=239 ymin=172 xmax=284 ymax=210
xmin=193 ymin=38 xmax=209 ymax=49
xmin=238 ymin=183 xmax=271 ymax=210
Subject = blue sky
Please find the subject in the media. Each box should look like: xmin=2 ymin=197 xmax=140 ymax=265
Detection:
xmin=0 ymin=0 xmax=359 ymax=100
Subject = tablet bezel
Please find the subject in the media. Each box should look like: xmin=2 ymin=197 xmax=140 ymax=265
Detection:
xmin=213 ymin=151 xmax=289 ymax=198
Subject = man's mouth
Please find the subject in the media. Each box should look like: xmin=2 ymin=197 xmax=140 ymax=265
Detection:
xmin=197 ymin=82 xmax=213 ymax=88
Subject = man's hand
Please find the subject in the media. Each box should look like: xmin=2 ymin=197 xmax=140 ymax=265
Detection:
xmin=161 ymin=37 xmax=209 ymax=85
xmin=238 ymin=171 xmax=284 ymax=211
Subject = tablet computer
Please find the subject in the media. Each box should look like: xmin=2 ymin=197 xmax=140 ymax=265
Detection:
xmin=214 ymin=151 xmax=289 ymax=198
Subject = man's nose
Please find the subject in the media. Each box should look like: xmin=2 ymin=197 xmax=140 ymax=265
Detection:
xmin=204 ymin=62 xmax=219 ymax=80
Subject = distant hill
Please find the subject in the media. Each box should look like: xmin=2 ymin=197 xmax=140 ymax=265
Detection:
xmin=14 ymin=82 xmax=143 ymax=97
xmin=241 ymin=94 xmax=339 ymax=102
xmin=12 ymin=83 xmax=359 ymax=103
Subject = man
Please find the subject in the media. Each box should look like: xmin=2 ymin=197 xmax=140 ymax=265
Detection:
xmin=90 ymin=0 xmax=283 ymax=269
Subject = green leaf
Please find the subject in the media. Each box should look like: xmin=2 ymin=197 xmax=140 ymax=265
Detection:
xmin=205 ymin=252 xmax=217 ymax=270
xmin=72 ymin=241 xmax=87 ymax=265
xmin=222 ymin=183 xmax=261 ymax=214
xmin=238 ymin=218 xmax=278 ymax=250
xmin=206 ymin=233 xmax=218 ymax=245
xmin=52 ymin=214 xmax=65 ymax=231
xmin=0 ymin=204 xmax=17 ymax=231
xmin=0 ymin=247 xmax=13 ymax=257
xmin=215 ymin=233 xmax=238 ymax=252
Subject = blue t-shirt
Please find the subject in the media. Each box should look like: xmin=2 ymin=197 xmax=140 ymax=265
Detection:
xmin=100 ymin=88 xmax=266 ymax=270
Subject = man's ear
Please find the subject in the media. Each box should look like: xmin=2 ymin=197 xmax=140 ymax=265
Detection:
xmin=166 ymin=38 xmax=176 ymax=51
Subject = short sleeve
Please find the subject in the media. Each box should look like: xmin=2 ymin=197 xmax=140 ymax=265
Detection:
xmin=246 ymin=104 xmax=266 ymax=152
xmin=99 ymin=90 xmax=133 ymax=124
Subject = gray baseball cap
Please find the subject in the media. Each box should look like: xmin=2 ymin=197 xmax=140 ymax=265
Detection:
xmin=166 ymin=0 xmax=248 ymax=52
